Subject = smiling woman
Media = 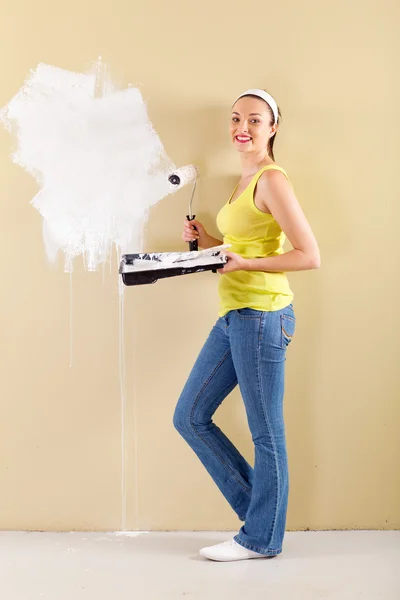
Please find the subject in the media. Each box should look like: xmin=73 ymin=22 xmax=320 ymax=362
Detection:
xmin=231 ymin=88 xmax=281 ymax=160
xmin=176 ymin=88 xmax=320 ymax=562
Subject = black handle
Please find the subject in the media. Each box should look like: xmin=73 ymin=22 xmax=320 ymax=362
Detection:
xmin=186 ymin=215 xmax=198 ymax=252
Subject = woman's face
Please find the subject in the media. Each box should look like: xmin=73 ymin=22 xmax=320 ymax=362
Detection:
xmin=230 ymin=96 xmax=276 ymax=154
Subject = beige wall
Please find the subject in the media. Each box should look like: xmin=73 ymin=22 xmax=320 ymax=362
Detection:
xmin=0 ymin=0 xmax=398 ymax=532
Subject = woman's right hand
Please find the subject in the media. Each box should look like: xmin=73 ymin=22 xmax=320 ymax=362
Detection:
xmin=182 ymin=218 xmax=208 ymax=248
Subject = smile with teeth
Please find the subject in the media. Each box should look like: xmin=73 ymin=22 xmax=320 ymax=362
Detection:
xmin=236 ymin=135 xmax=252 ymax=143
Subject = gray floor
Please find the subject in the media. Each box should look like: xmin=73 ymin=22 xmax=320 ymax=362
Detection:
xmin=0 ymin=531 xmax=398 ymax=599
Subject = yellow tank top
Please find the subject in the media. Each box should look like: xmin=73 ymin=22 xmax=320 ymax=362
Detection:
xmin=216 ymin=165 xmax=294 ymax=317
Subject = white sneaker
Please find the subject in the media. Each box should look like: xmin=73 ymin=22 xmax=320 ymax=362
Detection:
xmin=199 ymin=539 xmax=273 ymax=562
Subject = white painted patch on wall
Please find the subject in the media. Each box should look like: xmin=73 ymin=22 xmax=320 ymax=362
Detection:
xmin=1 ymin=59 xmax=192 ymax=271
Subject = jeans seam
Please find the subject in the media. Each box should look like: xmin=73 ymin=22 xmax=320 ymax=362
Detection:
xmin=280 ymin=314 xmax=295 ymax=349
xmin=282 ymin=314 xmax=295 ymax=323
xmin=255 ymin=315 xmax=280 ymax=547
xmin=189 ymin=350 xmax=252 ymax=497
xmin=281 ymin=325 xmax=293 ymax=339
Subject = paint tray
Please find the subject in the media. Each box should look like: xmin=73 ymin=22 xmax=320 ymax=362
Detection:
xmin=119 ymin=245 xmax=228 ymax=286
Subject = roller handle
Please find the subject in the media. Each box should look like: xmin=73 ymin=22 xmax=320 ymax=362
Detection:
xmin=186 ymin=215 xmax=198 ymax=252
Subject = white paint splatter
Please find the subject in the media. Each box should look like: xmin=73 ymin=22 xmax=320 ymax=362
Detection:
xmin=1 ymin=61 xmax=191 ymax=272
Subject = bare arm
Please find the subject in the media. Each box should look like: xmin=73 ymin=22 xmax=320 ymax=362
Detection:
xmin=202 ymin=235 xmax=224 ymax=249
xmin=182 ymin=219 xmax=223 ymax=249
xmin=220 ymin=170 xmax=320 ymax=273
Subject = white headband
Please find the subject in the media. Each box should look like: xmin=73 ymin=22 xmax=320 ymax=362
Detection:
xmin=234 ymin=89 xmax=279 ymax=124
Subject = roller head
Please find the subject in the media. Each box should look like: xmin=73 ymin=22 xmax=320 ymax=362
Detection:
xmin=168 ymin=164 xmax=198 ymax=188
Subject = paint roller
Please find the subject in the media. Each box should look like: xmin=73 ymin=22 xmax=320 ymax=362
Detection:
xmin=119 ymin=164 xmax=228 ymax=286
xmin=168 ymin=165 xmax=199 ymax=252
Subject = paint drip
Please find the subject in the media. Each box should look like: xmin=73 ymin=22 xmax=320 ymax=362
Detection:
xmin=118 ymin=269 xmax=127 ymax=530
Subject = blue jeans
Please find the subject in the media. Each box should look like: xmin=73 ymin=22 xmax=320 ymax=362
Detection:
xmin=173 ymin=304 xmax=295 ymax=556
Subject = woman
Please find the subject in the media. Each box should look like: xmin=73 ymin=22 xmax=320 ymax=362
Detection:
xmin=173 ymin=88 xmax=320 ymax=562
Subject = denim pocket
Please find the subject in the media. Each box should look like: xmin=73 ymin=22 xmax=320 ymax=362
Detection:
xmin=237 ymin=308 xmax=263 ymax=319
xmin=281 ymin=313 xmax=295 ymax=347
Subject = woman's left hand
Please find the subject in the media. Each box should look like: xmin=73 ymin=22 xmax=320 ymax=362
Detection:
xmin=218 ymin=251 xmax=248 ymax=274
